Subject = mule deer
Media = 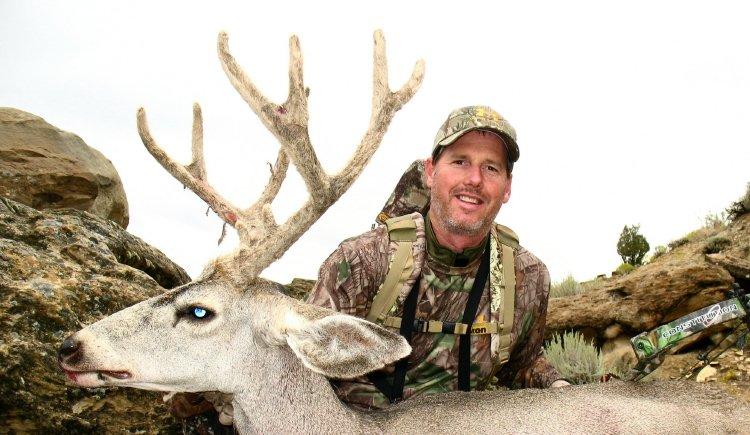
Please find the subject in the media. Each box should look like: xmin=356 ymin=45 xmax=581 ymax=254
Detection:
xmin=58 ymin=32 xmax=750 ymax=434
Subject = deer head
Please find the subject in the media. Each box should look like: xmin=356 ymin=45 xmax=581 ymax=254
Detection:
xmin=57 ymin=277 xmax=410 ymax=394
xmin=58 ymin=30 xmax=423 ymax=396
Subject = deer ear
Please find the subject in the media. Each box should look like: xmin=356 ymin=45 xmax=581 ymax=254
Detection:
xmin=283 ymin=310 xmax=411 ymax=379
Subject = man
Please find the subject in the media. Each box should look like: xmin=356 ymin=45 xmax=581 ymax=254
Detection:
xmin=307 ymin=105 xmax=568 ymax=410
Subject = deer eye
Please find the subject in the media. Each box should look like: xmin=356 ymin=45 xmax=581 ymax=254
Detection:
xmin=177 ymin=306 xmax=215 ymax=323
xmin=192 ymin=307 xmax=210 ymax=319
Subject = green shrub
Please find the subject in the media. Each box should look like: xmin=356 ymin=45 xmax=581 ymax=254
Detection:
xmin=616 ymin=224 xmax=650 ymax=266
xmin=703 ymin=236 xmax=731 ymax=254
xmin=605 ymin=355 xmax=635 ymax=379
xmin=614 ymin=263 xmax=635 ymax=275
xmin=704 ymin=212 xmax=728 ymax=229
xmin=726 ymin=182 xmax=750 ymax=222
xmin=550 ymin=274 xmax=582 ymax=298
xmin=668 ymin=237 xmax=689 ymax=250
xmin=543 ymin=331 xmax=603 ymax=384
xmin=650 ymin=245 xmax=667 ymax=261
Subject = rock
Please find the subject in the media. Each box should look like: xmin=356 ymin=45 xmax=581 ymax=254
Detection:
xmin=603 ymin=324 xmax=623 ymax=340
xmin=0 ymin=107 xmax=129 ymax=228
xmin=601 ymin=336 xmax=637 ymax=374
xmin=696 ymin=365 xmax=717 ymax=383
xmin=0 ymin=196 xmax=189 ymax=432
xmin=706 ymin=253 xmax=750 ymax=281
xmin=547 ymin=213 xmax=750 ymax=342
xmin=285 ymin=278 xmax=315 ymax=301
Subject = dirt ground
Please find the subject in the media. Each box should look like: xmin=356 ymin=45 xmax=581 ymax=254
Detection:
xmin=643 ymin=348 xmax=750 ymax=404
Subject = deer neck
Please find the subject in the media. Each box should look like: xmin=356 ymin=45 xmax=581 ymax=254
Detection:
xmin=231 ymin=346 xmax=369 ymax=433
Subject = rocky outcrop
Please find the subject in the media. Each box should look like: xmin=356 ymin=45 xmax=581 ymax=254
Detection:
xmin=547 ymin=212 xmax=750 ymax=367
xmin=0 ymin=197 xmax=189 ymax=432
xmin=547 ymin=258 xmax=734 ymax=337
xmin=0 ymin=108 xmax=129 ymax=228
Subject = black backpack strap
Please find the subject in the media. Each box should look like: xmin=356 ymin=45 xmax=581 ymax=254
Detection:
xmin=458 ymin=236 xmax=491 ymax=391
xmin=365 ymin=371 xmax=394 ymax=402
xmin=367 ymin=278 xmax=421 ymax=403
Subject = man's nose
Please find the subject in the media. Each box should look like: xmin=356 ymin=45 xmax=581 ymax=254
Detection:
xmin=464 ymin=164 xmax=483 ymax=186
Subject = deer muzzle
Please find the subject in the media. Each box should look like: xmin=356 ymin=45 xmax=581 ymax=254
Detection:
xmin=58 ymin=333 xmax=132 ymax=386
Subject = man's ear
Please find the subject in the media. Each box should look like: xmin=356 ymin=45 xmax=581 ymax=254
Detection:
xmin=283 ymin=308 xmax=411 ymax=379
xmin=424 ymin=157 xmax=435 ymax=188
xmin=502 ymin=173 xmax=512 ymax=204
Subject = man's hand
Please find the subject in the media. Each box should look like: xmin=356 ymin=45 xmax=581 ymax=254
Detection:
xmin=203 ymin=392 xmax=235 ymax=426
xmin=550 ymin=379 xmax=571 ymax=388
xmin=165 ymin=391 xmax=234 ymax=426
xmin=166 ymin=392 xmax=215 ymax=419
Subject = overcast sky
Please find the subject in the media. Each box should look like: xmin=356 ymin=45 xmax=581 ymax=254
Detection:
xmin=3 ymin=1 xmax=749 ymax=285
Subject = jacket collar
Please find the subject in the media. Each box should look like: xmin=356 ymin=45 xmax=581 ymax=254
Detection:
xmin=425 ymin=213 xmax=488 ymax=267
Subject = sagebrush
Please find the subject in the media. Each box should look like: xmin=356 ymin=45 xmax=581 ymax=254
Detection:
xmin=615 ymin=262 xmax=635 ymax=275
xmin=726 ymin=182 xmax=750 ymax=221
xmin=703 ymin=236 xmax=731 ymax=254
xmin=543 ymin=331 xmax=603 ymax=384
xmin=650 ymin=245 xmax=667 ymax=261
xmin=550 ymin=275 xmax=582 ymax=298
xmin=704 ymin=212 xmax=728 ymax=229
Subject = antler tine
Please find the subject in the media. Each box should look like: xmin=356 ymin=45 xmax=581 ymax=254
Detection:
xmin=137 ymin=107 xmax=240 ymax=226
xmin=394 ymin=56 xmax=426 ymax=107
xmin=255 ymin=30 xmax=424 ymax=272
xmin=330 ymin=30 xmax=425 ymax=196
xmin=239 ymin=149 xmax=288 ymax=247
xmin=218 ymin=32 xmax=329 ymax=198
xmin=279 ymin=34 xmax=328 ymax=196
xmin=372 ymin=29 xmax=390 ymax=106
xmin=254 ymin=150 xmax=289 ymax=209
xmin=217 ymin=32 xmax=272 ymax=119
xmin=186 ymin=103 xmax=207 ymax=181
xmin=285 ymin=35 xmax=308 ymax=116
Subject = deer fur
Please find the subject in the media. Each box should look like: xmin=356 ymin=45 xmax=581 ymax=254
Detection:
xmin=60 ymin=275 xmax=750 ymax=433
xmin=59 ymin=31 xmax=750 ymax=433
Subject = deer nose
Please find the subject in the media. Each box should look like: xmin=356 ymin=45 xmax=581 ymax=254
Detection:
xmin=58 ymin=335 xmax=81 ymax=363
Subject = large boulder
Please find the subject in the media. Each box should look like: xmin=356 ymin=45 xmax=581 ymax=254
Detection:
xmin=0 ymin=108 xmax=129 ymax=228
xmin=0 ymin=197 xmax=189 ymax=432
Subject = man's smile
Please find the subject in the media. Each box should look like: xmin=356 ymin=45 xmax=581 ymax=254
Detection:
xmin=452 ymin=191 xmax=486 ymax=212
xmin=457 ymin=194 xmax=481 ymax=205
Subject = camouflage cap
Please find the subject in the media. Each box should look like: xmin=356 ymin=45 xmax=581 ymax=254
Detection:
xmin=432 ymin=106 xmax=519 ymax=170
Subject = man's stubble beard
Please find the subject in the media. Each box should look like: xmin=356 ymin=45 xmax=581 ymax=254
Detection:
xmin=429 ymin=189 xmax=498 ymax=237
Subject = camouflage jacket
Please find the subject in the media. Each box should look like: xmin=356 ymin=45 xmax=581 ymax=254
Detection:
xmin=307 ymin=213 xmax=562 ymax=410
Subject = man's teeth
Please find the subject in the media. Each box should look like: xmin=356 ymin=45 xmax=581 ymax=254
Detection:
xmin=458 ymin=195 xmax=479 ymax=204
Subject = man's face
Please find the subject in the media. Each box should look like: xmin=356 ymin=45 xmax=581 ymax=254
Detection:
xmin=425 ymin=130 xmax=512 ymax=237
